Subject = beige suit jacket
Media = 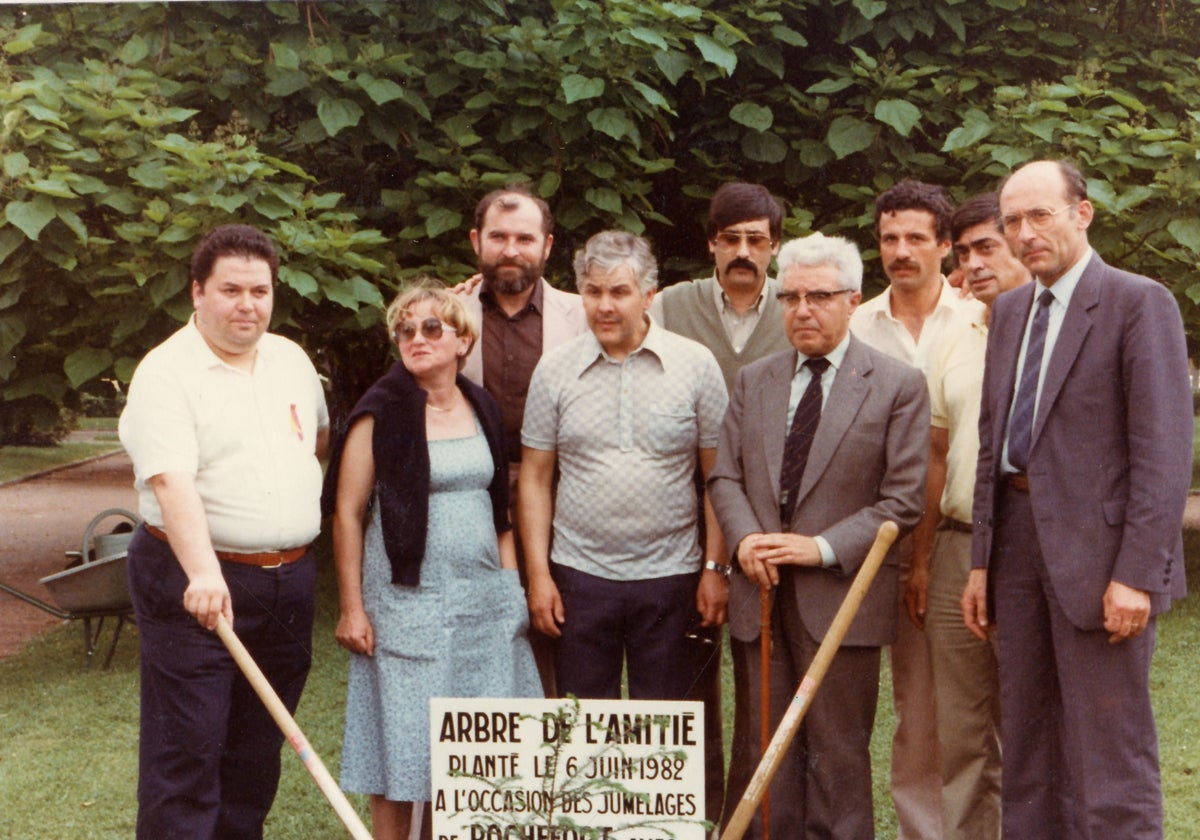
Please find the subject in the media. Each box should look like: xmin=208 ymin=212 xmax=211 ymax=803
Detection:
xmin=461 ymin=279 xmax=588 ymax=387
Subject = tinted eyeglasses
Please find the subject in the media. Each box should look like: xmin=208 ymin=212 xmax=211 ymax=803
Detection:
xmin=1001 ymin=203 xmax=1077 ymax=235
xmin=713 ymin=231 xmax=775 ymax=250
xmin=776 ymin=289 xmax=854 ymax=309
xmin=395 ymin=317 xmax=458 ymax=343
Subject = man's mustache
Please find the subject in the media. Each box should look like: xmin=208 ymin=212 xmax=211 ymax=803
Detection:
xmin=725 ymin=257 xmax=759 ymax=273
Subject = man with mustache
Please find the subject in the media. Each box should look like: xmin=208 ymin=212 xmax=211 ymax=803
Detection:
xmin=908 ymin=193 xmax=1030 ymax=839
xmin=463 ymin=184 xmax=588 ymax=470
xmin=649 ymin=182 xmax=794 ymax=828
xmin=849 ymin=180 xmax=983 ymax=840
xmin=460 ymin=184 xmax=588 ymax=698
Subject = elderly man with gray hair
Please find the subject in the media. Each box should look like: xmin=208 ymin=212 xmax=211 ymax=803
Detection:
xmin=518 ymin=230 xmax=730 ymax=700
xmin=711 ymin=232 xmax=928 ymax=839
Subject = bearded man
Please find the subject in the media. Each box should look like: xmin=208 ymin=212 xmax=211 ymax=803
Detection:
xmin=462 ymin=184 xmax=588 ymax=467
xmin=459 ymin=184 xmax=588 ymax=699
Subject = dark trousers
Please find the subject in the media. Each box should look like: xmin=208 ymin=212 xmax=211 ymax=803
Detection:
xmin=690 ymin=631 xmax=726 ymax=826
xmin=723 ymin=583 xmax=881 ymax=840
xmin=127 ymin=526 xmax=316 ymax=840
xmin=992 ymin=485 xmax=1162 ymax=840
xmin=551 ymin=563 xmax=700 ymax=700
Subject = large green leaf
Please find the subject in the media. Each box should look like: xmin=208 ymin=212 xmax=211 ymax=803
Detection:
xmin=358 ymin=74 xmax=406 ymax=106
xmin=1168 ymin=218 xmax=1200 ymax=254
xmin=693 ymin=34 xmax=736 ymax=75
xmin=5 ymin=196 xmax=56 ymax=240
xmin=3 ymin=153 xmax=30 ymax=178
xmin=730 ymin=102 xmax=773 ymax=133
xmin=0 ymin=313 xmax=27 ymax=355
xmin=562 ymin=74 xmax=605 ymax=104
xmin=741 ymin=131 xmax=787 ymax=164
xmin=422 ymin=207 xmax=463 ymax=238
xmin=874 ymin=99 xmax=921 ymax=137
xmin=827 ymin=116 xmax=875 ymax=159
xmin=317 ymin=98 xmax=364 ymax=137
xmin=587 ymin=108 xmax=636 ymax=141
xmin=585 ymin=188 xmax=622 ymax=214
xmin=942 ymin=111 xmax=995 ymax=152
xmin=64 ymin=347 xmax=113 ymax=388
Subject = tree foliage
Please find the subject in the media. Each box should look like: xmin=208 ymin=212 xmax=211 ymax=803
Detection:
xmin=1 ymin=0 xmax=1198 ymax=436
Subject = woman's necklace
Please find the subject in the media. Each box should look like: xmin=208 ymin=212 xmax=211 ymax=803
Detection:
xmin=426 ymin=391 xmax=459 ymax=414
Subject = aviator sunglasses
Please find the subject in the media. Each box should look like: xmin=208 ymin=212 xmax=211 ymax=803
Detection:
xmin=395 ymin=317 xmax=458 ymax=343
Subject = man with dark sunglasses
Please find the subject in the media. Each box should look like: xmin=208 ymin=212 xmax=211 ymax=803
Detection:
xmin=648 ymin=182 xmax=795 ymax=827
xmin=651 ymin=182 xmax=793 ymax=395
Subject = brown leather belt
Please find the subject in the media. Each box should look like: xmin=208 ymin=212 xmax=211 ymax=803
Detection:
xmin=1007 ymin=473 xmax=1030 ymax=493
xmin=938 ymin=517 xmax=973 ymax=534
xmin=145 ymin=524 xmax=308 ymax=567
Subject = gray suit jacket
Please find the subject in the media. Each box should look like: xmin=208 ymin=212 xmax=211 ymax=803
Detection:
xmin=971 ymin=251 xmax=1192 ymax=629
xmin=709 ymin=335 xmax=930 ymax=647
xmin=461 ymin=279 xmax=588 ymax=387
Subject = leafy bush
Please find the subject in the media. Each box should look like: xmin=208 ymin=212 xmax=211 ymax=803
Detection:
xmin=1 ymin=0 xmax=1198 ymax=422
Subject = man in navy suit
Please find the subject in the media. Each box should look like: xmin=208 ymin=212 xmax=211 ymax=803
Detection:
xmin=963 ymin=160 xmax=1192 ymax=839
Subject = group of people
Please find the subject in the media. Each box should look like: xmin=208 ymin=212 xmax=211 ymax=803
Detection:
xmin=117 ymin=157 xmax=1191 ymax=840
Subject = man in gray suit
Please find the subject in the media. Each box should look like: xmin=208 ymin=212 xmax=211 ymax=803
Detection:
xmin=964 ymin=160 xmax=1192 ymax=839
xmin=710 ymin=232 xmax=929 ymax=839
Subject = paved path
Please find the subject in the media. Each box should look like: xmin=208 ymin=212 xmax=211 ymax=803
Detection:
xmin=0 ymin=451 xmax=137 ymax=658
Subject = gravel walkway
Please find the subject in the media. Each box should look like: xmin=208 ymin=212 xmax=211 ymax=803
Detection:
xmin=2 ymin=451 xmax=1198 ymax=660
xmin=0 ymin=451 xmax=137 ymax=658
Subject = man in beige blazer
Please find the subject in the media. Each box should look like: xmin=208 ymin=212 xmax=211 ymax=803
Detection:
xmin=710 ymin=233 xmax=929 ymax=840
xmin=459 ymin=184 xmax=587 ymax=700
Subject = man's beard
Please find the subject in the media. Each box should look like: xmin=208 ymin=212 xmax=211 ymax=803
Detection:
xmin=481 ymin=259 xmax=542 ymax=295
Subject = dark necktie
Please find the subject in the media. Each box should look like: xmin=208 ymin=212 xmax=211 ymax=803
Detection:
xmin=780 ymin=357 xmax=830 ymax=524
xmin=1008 ymin=289 xmax=1054 ymax=472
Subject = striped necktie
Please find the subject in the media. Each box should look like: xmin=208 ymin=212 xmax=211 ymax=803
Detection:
xmin=1008 ymin=289 xmax=1054 ymax=472
xmin=780 ymin=357 xmax=830 ymax=524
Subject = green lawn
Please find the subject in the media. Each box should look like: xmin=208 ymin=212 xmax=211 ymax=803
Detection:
xmin=1 ymin=424 xmax=1198 ymax=837
xmin=1192 ymin=419 xmax=1200 ymax=491
xmin=0 ymin=417 xmax=122 ymax=484
xmin=3 ymin=539 xmax=1200 ymax=838
xmin=0 ymin=440 xmax=124 ymax=484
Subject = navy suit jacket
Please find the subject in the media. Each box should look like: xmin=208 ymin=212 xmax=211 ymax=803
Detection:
xmin=971 ymin=251 xmax=1192 ymax=629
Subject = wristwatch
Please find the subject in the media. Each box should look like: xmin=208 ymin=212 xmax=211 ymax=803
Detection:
xmin=703 ymin=559 xmax=733 ymax=579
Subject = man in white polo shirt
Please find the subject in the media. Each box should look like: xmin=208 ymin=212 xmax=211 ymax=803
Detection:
xmin=850 ymin=180 xmax=984 ymax=840
xmin=119 ymin=224 xmax=329 ymax=840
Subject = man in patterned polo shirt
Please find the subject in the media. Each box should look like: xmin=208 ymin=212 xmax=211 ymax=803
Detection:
xmin=518 ymin=230 xmax=730 ymax=700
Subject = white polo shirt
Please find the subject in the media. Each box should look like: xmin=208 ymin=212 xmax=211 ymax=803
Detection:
xmin=850 ymin=277 xmax=984 ymax=374
xmin=119 ymin=317 xmax=329 ymax=552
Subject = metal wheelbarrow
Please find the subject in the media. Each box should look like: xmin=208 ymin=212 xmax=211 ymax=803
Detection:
xmin=0 ymin=507 xmax=140 ymax=669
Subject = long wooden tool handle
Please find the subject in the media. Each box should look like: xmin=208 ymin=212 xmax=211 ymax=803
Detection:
xmin=759 ymin=588 xmax=771 ymax=840
xmin=216 ymin=615 xmax=373 ymax=840
xmin=721 ymin=520 xmax=900 ymax=840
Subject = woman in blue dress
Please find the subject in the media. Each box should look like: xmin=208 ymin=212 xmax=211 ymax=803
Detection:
xmin=325 ymin=283 xmax=541 ymax=840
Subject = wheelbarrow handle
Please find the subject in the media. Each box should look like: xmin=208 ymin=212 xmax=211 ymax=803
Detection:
xmin=80 ymin=508 xmax=141 ymax=564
